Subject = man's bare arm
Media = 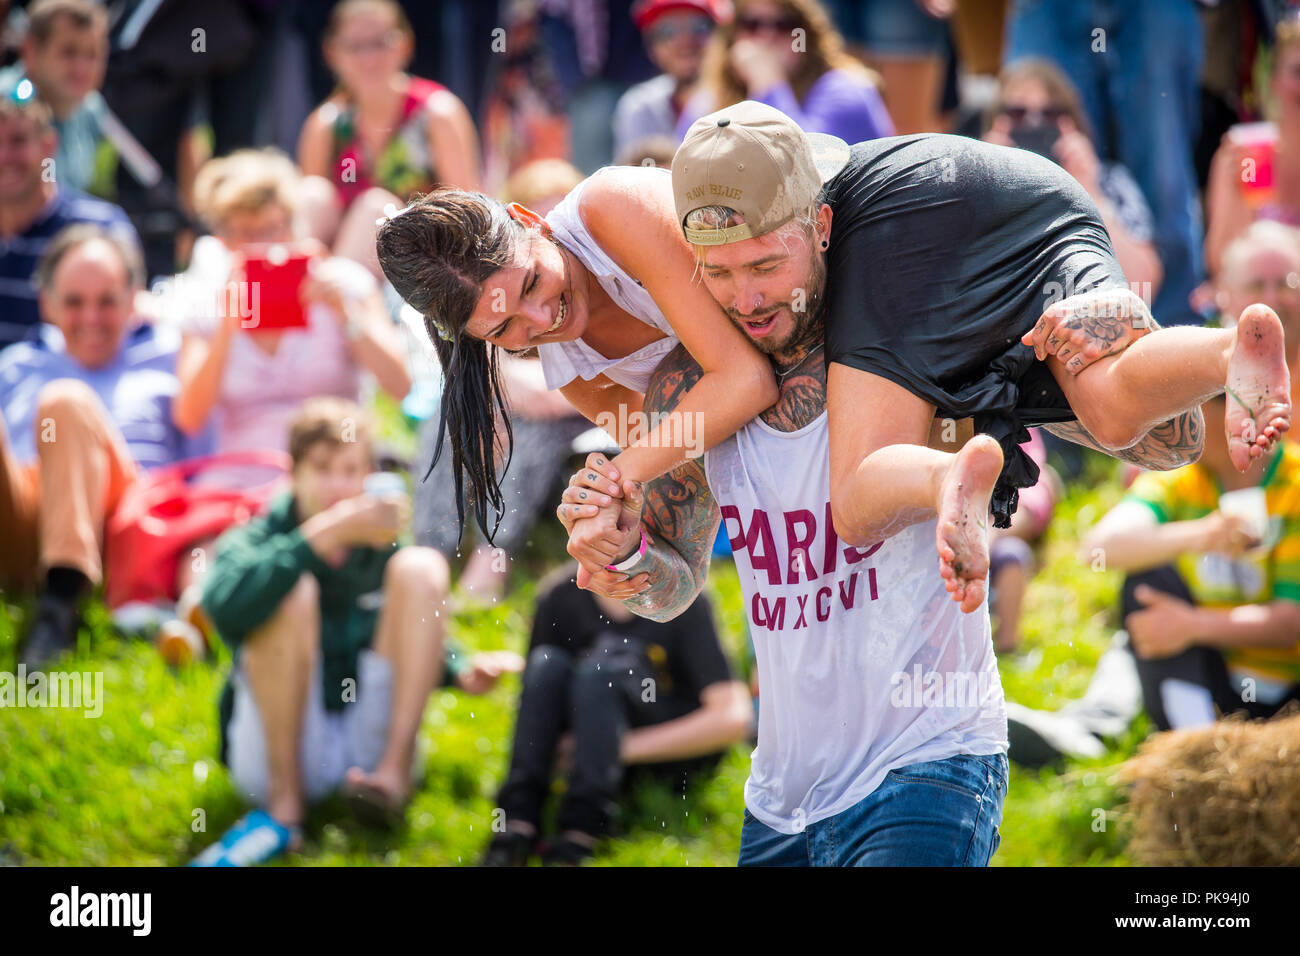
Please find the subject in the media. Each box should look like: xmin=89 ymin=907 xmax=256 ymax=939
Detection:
xmin=1044 ymin=409 xmax=1204 ymax=471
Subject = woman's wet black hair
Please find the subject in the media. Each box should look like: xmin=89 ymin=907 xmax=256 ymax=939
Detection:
xmin=375 ymin=188 xmax=526 ymax=542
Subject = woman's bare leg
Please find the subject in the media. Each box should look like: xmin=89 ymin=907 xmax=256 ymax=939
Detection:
xmin=828 ymin=365 xmax=1004 ymax=613
xmin=333 ymin=186 xmax=401 ymax=281
xmin=1049 ymin=304 xmax=1291 ymax=470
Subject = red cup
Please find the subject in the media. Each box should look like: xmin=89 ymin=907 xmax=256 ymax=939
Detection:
xmin=1229 ymin=122 xmax=1278 ymax=209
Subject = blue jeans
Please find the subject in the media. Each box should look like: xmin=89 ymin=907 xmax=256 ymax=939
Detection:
xmin=738 ymin=752 xmax=1008 ymax=867
xmin=823 ymin=0 xmax=951 ymax=55
xmin=1006 ymin=0 xmax=1204 ymax=326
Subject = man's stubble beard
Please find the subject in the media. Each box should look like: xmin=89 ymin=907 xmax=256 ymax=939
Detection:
xmin=772 ymin=251 xmax=827 ymax=364
xmin=724 ymin=250 xmax=829 ymax=362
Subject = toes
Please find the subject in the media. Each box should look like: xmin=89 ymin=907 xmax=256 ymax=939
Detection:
xmin=1229 ymin=444 xmax=1252 ymax=472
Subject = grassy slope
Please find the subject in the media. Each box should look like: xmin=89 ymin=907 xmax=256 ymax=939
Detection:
xmin=0 ymin=438 xmax=1143 ymax=866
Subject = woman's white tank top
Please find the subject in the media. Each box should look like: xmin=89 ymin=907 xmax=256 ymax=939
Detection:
xmin=537 ymin=170 xmax=679 ymax=395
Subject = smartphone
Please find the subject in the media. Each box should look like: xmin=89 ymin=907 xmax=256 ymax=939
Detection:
xmin=241 ymin=244 xmax=311 ymax=331
xmin=1010 ymin=122 xmax=1061 ymax=163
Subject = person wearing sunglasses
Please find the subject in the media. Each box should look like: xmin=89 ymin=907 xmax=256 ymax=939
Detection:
xmin=613 ymin=0 xmax=726 ymax=162
xmin=985 ymin=58 xmax=1163 ymax=300
xmin=675 ymin=0 xmax=893 ymax=146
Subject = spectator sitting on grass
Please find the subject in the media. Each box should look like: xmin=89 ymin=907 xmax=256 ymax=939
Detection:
xmin=0 ymin=94 xmax=139 ymax=350
xmin=481 ymin=562 xmax=752 ymax=866
xmin=0 ymin=0 xmax=111 ymax=197
xmin=191 ymin=397 xmax=522 ymax=867
xmin=1081 ymin=394 xmax=1300 ymax=733
xmin=1 ymin=223 xmax=210 ymax=671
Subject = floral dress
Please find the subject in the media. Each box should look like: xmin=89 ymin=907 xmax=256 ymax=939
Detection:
xmin=329 ymin=76 xmax=444 ymax=207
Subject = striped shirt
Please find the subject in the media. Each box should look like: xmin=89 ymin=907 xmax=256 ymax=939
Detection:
xmin=0 ymin=321 xmax=210 ymax=470
xmin=1126 ymin=442 xmax=1300 ymax=684
xmin=0 ymin=189 xmax=140 ymax=351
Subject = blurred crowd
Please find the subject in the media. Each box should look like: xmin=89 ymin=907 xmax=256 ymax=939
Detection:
xmin=2 ymin=0 xmax=1300 ymax=866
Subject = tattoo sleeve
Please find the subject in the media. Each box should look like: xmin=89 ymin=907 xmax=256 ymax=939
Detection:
xmin=622 ymin=345 xmax=723 ymax=622
xmin=1043 ymin=409 xmax=1204 ymax=471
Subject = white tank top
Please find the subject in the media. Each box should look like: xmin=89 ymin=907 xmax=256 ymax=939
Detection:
xmin=537 ymin=170 xmax=679 ymax=394
xmin=704 ymin=411 xmax=1007 ymax=834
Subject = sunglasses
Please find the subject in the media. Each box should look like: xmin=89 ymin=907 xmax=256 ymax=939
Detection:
xmin=647 ymin=16 xmax=714 ymax=44
xmin=1241 ymin=273 xmax=1300 ymax=296
xmin=998 ymin=105 xmax=1069 ymax=125
xmin=336 ymin=32 xmax=400 ymax=56
xmin=736 ymin=14 xmax=800 ymax=35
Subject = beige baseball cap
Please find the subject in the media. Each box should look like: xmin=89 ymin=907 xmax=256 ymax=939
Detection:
xmin=672 ymin=100 xmax=851 ymax=245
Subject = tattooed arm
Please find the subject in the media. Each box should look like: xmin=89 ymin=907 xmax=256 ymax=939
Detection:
xmin=1022 ymin=287 xmax=1158 ymax=374
xmin=1044 ymin=409 xmax=1205 ymax=470
xmin=563 ymin=344 xmax=723 ymax=622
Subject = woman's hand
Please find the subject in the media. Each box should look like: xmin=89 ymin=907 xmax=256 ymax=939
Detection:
xmin=1022 ymin=287 xmax=1157 ymax=373
xmin=555 ymin=453 xmax=624 ymax=534
xmin=1204 ymin=133 xmax=1256 ymax=276
xmin=983 ymin=113 xmax=1015 ymax=148
xmin=301 ymin=261 xmax=353 ymax=317
xmin=916 ymin=0 xmax=956 ymax=17
xmin=729 ymin=37 xmax=787 ymax=95
xmin=1054 ymin=117 xmax=1102 ymax=196
xmin=218 ymin=257 xmax=251 ymax=336
xmin=1198 ymin=510 xmax=1261 ymax=558
xmin=556 ymin=454 xmax=647 ymax=571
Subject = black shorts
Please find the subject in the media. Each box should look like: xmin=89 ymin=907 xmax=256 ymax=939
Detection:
xmin=821 ymin=135 xmax=1128 ymax=526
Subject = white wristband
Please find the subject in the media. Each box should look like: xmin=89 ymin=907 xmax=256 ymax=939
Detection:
xmin=606 ymin=529 xmax=648 ymax=572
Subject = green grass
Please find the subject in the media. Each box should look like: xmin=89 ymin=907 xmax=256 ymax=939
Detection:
xmin=0 ymin=444 xmax=1148 ymax=866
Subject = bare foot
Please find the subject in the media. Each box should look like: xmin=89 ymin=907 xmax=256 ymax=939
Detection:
xmin=936 ymin=436 xmax=1003 ymax=613
xmin=1225 ymin=303 xmax=1292 ymax=472
xmin=344 ymin=765 xmax=410 ymax=816
xmin=454 ymin=545 xmax=508 ymax=608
